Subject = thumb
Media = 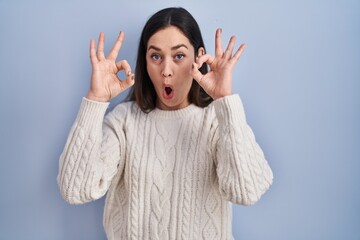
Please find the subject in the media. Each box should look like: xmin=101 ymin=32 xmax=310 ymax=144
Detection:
xmin=191 ymin=63 xmax=204 ymax=84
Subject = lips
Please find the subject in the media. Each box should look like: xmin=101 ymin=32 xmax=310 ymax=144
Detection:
xmin=163 ymin=84 xmax=174 ymax=99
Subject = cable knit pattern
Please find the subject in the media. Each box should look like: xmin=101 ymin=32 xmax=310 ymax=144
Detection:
xmin=58 ymin=94 xmax=273 ymax=239
xmin=150 ymin=120 xmax=178 ymax=239
xmin=180 ymin=116 xmax=197 ymax=240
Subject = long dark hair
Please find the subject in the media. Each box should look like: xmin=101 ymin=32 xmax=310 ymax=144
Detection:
xmin=127 ymin=7 xmax=212 ymax=112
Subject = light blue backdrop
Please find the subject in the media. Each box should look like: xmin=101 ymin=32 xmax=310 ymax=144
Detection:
xmin=0 ymin=0 xmax=359 ymax=239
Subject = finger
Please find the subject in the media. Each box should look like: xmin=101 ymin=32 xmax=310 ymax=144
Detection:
xmin=196 ymin=54 xmax=215 ymax=68
xmin=119 ymin=73 xmax=135 ymax=90
xmin=224 ymin=36 xmax=236 ymax=60
xmin=122 ymin=73 xmax=135 ymax=90
xmin=90 ymin=39 xmax=98 ymax=65
xmin=230 ymin=43 xmax=246 ymax=64
xmin=191 ymin=62 xmax=205 ymax=84
xmin=215 ymin=28 xmax=223 ymax=58
xmin=107 ymin=31 xmax=124 ymax=61
xmin=97 ymin=32 xmax=106 ymax=60
xmin=115 ymin=60 xmax=132 ymax=76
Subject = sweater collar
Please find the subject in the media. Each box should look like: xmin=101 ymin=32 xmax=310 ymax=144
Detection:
xmin=148 ymin=104 xmax=201 ymax=119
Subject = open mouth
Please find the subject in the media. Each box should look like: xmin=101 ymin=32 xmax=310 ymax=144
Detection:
xmin=165 ymin=87 xmax=172 ymax=95
xmin=163 ymin=85 xmax=174 ymax=99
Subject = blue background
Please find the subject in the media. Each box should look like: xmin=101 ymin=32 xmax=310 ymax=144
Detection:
xmin=1 ymin=0 xmax=359 ymax=239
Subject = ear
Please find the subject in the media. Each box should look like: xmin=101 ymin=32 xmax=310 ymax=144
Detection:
xmin=197 ymin=47 xmax=205 ymax=57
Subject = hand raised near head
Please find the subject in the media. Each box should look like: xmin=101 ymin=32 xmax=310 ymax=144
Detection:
xmin=191 ymin=28 xmax=245 ymax=100
xmin=86 ymin=32 xmax=134 ymax=102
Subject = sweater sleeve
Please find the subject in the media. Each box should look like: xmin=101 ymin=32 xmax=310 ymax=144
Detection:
xmin=212 ymin=94 xmax=273 ymax=205
xmin=57 ymin=98 xmax=126 ymax=204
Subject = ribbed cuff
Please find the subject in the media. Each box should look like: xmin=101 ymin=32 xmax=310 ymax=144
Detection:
xmin=75 ymin=97 xmax=110 ymax=129
xmin=213 ymin=94 xmax=247 ymax=126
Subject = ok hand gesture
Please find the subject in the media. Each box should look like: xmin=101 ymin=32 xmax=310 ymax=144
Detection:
xmin=191 ymin=28 xmax=246 ymax=100
xmin=86 ymin=32 xmax=134 ymax=102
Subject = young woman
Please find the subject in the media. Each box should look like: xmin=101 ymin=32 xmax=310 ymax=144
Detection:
xmin=58 ymin=7 xmax=273 ymax=240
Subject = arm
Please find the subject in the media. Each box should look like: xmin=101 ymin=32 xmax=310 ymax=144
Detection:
xmin=192 ymin=29 xmax=273 ymax=205
xmin=57 ymin=98 xmax=126 ymax=204
xmin=58 ymin=31 xmax=133 ymax=204
xmin=212 ymin=94 xmax=273 ymax=205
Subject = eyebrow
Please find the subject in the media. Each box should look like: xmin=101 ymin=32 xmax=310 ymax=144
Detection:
xmin=147 ymin=44 xmax=188 ymax=51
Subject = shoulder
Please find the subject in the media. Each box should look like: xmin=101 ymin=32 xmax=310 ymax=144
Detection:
xmin=202 ymin=100 xmax=217 ymax=121
xmin=105 ymin=101 xmax=142 ymax=123
xmin=112 ymin=101 xmax=138 ymax=114
xmin=201 ymin=94 xmax=244 ymax=127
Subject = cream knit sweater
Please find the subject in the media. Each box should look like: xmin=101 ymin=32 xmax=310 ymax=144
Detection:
xmin=57 ymin=94 xmax=273 ymax=240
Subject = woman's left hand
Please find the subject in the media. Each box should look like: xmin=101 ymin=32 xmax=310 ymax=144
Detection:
xmin=191 ymin=28 xmax=246 ymax=100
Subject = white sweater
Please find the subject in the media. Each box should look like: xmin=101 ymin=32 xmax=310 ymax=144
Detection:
xmin=57 ymin=94 xmax=273 ymax=240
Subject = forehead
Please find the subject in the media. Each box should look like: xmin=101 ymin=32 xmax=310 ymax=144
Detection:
xmin=147 ymin=26 xmax=193 ymax=50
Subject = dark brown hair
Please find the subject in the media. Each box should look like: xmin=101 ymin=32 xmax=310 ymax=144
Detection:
xmin=127 ymin=7 xmax=213 ymax=112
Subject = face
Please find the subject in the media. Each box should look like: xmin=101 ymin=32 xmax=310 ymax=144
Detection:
xmin=146 ymin=26 xmax=202 ymax=110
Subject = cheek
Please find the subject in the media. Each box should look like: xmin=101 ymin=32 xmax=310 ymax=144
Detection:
xmin=179 ymin=58 xmax=193 ymax=74
xmin=146 ymin=64 xmax=158 ymax=81
xmin=181 ymin=59 xmax=195 ymax=80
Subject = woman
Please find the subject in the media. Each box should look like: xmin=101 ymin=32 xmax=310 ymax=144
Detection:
xmin=58 ymin=7 xmax=273 ymax=240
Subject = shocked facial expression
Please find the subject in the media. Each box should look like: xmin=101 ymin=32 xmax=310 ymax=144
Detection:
xmin=146 ymin=26 xmax=200 ymax=110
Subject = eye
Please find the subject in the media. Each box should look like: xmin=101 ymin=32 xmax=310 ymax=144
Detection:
xmin=175 ymin=53 xmax=185 ymax=60
xmin=151 ymin=54 xmax=161 ymax=61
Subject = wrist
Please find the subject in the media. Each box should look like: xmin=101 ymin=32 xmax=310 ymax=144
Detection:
xmin=212 ymin=91 xmax=232 ymax=100
xmin=86 ymin=92 xmax=109 ymax=102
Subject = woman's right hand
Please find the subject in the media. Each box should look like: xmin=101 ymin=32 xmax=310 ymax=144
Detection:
xmin=86 ymin=32 xmax=134 ymax=102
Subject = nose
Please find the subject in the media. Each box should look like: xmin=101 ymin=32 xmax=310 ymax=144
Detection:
xmin=161 ymin=58 xmax=173 ymax=77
